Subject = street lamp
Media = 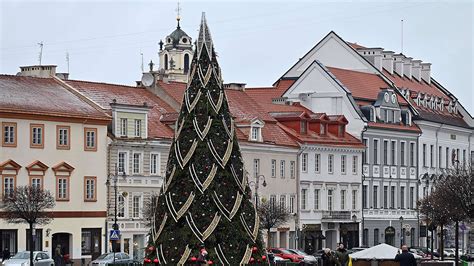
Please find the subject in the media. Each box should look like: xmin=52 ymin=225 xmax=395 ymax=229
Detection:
xmin=106 ymin=164 xmax=126 ymax=255
xmin=361 ymin=174 xmax=366 ymax=247
xmin=399 ymin=216 xmax=404 ymax=247
xmin=248 ymin=174 xmax=266 ymax=207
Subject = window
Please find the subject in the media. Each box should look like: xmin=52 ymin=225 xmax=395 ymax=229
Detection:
xmin=118 ymin=152 xmax=128 ymax=174
xmin=270 ymin=195 xmax=276 ymax=210
xmin=279 ymin=195 xmax=286 ymax=209
xmin=56 ymin=176 xmax=69 ymax=201
xmin=383 ymin=186 xmax=388 ymax=208
xmin=410 ymin=228 xmax=416 ymax=247
xmin=373 ymin=186 xmax=378 ymax=208
xmin=341 ymin=155 xmax=346 ymax=174
xmin=289 ymin=195 xmax=295 ymax=213
xmin=363 ymin=229 xmax=368 ymax=247
xmin=392 ymin=110 xmax=397 ymax=123
xmin=84 ymin=128 xmax=97 ymax=151
xmin=327 ymin=190 xmax=333 ymax=211
xmin=253 ymin=159 xmax=260 ymax=177
xmin=338 ymin=125 xmax=345 ymax=137
xmin=314 ymin=154 xmax=321 ymax=173
xmin=301 ymin=189 xmax=307 ymax=210
xmin=30 ymin=124 xmax=44 ymax=148
xmin=320 ymin=124 xmax=326 ymax=135
xmin=134 ymin=119 xmax=141 ymax=137
xmin=401 ymin=142 xmax=406 ymax=166
xmin=290 ymin=161 xmax=295 ymax=179
xmin=463 ymin=149 xmax=466 ymax=169
xmin=400 ymin=187 xmax=405 ymax=209
xmin=446 ymin=147 xmax=450 ymax=169
xmin=352 ymin=190 xmax=357 ymax=210
xmin=391 ymin=140 xmax=396 ymax=165
xmin=2 ymin=122 xmax=16 ymax=147
xmin=301 ymin=153 xmax=308 ymax=172
xmin=340 ymin=190 xmax=346 ymax=210
xmin=0 ymin=230 xmax=18 ymax=257
xmin=84 ymin=177 xmax=97 ymax=201
xmin=409 ymin=187 xmax=415 ymax=209
xmin=3 ymin=176 xmax=15 ymax=198
xmin=132 ymin=195 xmax=141 ymax=218
xmin=271 ymin=160 xmax=276 ymax=178
xmin=328 ymin=154 xmax=334 ymax=174
xmin=57 ymin=125 xmax=70 ymax=150
xmin=373 ymin=139 xmax=379 ymax=164
xmin=120 ymin=118 xmax=128 ymax=136
xmin=30 ymin=176 xmax=43 ymax=190
xmin=118 ymin=195 xmax=126 ymax=217
xmin=251 ymin=127 xmax=259 ymax=141
xmin=362 ymin=185 xmax=368 ymax=209
xmin=430 ymin=145 xmax=434 ymax=167
xmin=410 ymin=143 xmax=415 ymax=167
xmin=150 ymin=153 xmax=160 ymax=175
xmin=423 ymin=144 xmax=427 ymax=167
xmin=383 ymin=140 xmax=388 ymax=165
xmin=25 ymin=229 xmax=42 ymax=252
xmin=374 ymin=229 xmax=379 ymax=246
xmin=184 ymin=54 xmax=190 ymax=73
xmin=314 ymin=189 xmax=320 ymax=210
xmin=362 ymin=139 xmax=368 ymax=164
xmin=280 ymin=160 xmax=285 ymax=178
xmin=133 ymin=153 xmax=141 ymax=174
xmin=390 ymin=186 xmax=396 ymax=208
xmin=300 ymin=121 xmax=307 ymax=134
xmin=352 ymin=156 xmax=358 ymax=174
xmin=439 ymin=146 xmax=442 ymax=168
xmin=81 ymin=229 xmax=101 ymax=256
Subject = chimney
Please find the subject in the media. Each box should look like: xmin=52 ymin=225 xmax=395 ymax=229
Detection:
xmin=411 ymin=60 xmax=422 ymax=81
xmin=358 ymin=48 xmax=384 ymax=71
xmin=421 ymin=63 xmax=431 ymax=84
xmin=403 ymin=57 xmax=413 ymax=79
xmin=382 ymin=51 xmax=394 ymax=74
xmin=17 ymin=65 xmax=57 ymax=78
xmin=224 ymin=83 xmax=246 ymax=91
xmin=393 ymin=54 xmax=405 ymax=77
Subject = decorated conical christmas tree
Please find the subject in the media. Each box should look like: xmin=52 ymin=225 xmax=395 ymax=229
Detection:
xmin=145 ymin=13 xmax=264 ymax=265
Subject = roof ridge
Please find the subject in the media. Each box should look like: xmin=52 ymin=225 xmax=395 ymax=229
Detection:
xmin=66 ymin=78 xmax=139 ymax=88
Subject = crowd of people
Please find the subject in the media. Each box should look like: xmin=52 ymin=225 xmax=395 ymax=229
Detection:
xmin=321 ymin=243 xmax=350 ymax=266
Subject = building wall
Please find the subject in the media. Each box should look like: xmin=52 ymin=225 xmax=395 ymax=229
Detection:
xmin=0 ymin=117 xmax=108 ymax=261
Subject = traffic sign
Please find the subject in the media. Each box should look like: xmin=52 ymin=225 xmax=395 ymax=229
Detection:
xmin=110 ymin=230 xmax=120 ymax=241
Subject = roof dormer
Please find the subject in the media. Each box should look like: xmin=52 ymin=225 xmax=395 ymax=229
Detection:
xmin=110 ymin=101 xmax=151 ymax=139
xmin=249 ymin=119 xmax=264 ymax=142
xmin=327 ymin=115 xmax=348 ymax=137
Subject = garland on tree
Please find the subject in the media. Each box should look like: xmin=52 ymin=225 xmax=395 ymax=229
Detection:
xmin=145 ymin=13 xmax=265 ymax=265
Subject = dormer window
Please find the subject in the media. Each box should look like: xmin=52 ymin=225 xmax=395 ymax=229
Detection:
xmin=320 ymin=124 xmax=326 ymax=135
xmin=338 ymin=125 xmax=345 ymax=137
xmin=120 ymin=118 xmax=128 ymax=136
xmin=251 ymin=127 xmax=260 ymax=141
xmin=300 ymin=121 xmax=307 ymax=134
xmin=134 ymin=119 xmax=142 ymax=137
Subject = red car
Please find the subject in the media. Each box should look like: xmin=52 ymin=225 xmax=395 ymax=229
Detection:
xmin=269 ymin=248 xmax=304 ymax=263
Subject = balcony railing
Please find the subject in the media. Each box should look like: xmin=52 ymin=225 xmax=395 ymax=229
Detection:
xmin=321 ymin=211 xmax=352 ymax=220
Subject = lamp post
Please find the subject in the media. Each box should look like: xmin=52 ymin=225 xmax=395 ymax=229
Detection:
xmin=249 ymin=174 xmax=266 ymax=207
xmin=351 ymin=214 xmax=357 ymax=248
xmin=361 ymin=174 xmax=366 ymax=247
xmin=106 ymin=163 xmax=126 ymax=264
xmin=399 ymin=216 xmax=404 ymax=247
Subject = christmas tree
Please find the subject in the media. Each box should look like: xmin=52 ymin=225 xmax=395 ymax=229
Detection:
xmin=145 ymin=13 xmax=265 ymax=265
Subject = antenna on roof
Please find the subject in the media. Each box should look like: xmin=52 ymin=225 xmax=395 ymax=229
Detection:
xmin=401 ymin=19 xmax=404 ymax=54
xmin=38 ymin=41 xmax=44 ymax=65
xmin=140 ymin=51 xmax=144 ymax=72
xmin=66 ymin=52 xmax=70 ymax=73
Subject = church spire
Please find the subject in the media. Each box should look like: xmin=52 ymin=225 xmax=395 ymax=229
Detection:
xmin=175 ymin=1 xmax=182 ymax=29
xmin=196 ymin=12 xmax=213 ymax=60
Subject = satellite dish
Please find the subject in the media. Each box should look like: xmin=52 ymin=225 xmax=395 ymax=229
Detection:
xmin=141 ymin=73 xmax=154 ymax=87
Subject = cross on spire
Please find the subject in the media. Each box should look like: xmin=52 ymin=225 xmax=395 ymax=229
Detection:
xmin=175 ymin=1 xmax=182 ymax=28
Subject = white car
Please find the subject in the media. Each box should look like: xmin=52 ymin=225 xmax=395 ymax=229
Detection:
xmin=3 ymin=251 xmax=54 ymax=266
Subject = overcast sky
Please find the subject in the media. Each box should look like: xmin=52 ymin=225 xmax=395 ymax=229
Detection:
xmin=1 ymin=0 xmax=473 ymax=114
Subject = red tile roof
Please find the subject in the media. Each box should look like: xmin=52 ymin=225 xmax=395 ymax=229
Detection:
xmin=65 ymin=80 xmax=175 ymax=139
xmin=367 ymin=122 xmax=421 ymax=133
xmin=347 ymin=42 xmax=366 ymax=49
xmin=382 ymin=69 xmax=447 ymax=99
xmin=0 ymin=75 xmax=110 ymax=122
xmin=245 ymin=79 xmax=296 ymax=104
xmin=156 ymin=81 xmax=299 ymax=147
xmin=326 ymin=67 xmax=408 ymax=105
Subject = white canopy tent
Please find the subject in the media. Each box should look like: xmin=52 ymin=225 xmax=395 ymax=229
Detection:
xmin=350 ymin=244 xmax=422 ymax=260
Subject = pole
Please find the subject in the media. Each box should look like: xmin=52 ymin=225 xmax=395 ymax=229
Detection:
xmin=113 ymin=164 xmax=118 ymax=264
xmin=455 ymin=221 xmax=459 ymax=266
xmin=400 ymin=220 xmax=403 ymax=247
xmin=29 ymin=222 xmax=34 ymax=266
xmin=430 ymin=227 xmax=434 ymax=260
xmin=255 ymin=174 xmax=259 ymax=208
xmin=440 ymin=224 xmax=444 ymax=260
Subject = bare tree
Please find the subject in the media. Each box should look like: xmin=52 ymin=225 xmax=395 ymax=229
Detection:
xmin=1 ymin=186 xmax=55 ymax=266
xmin=257 ymin=200 xmax=290 ymax=248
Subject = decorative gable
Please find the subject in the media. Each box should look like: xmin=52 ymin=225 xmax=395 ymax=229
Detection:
xmin=52 ymin=161 xmax=75 ymax=176
xmin=26 ymin=160 xmax=49 ymax=175
xmin=0 ymin=159 xmax=21 ymax=175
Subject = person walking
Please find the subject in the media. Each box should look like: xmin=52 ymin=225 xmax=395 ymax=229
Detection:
xmin=2 ymin=247 xmax=11 ymax=262
xmin=394 ymin=245 xmax=417 ymax=266
xmin=322 ymin=248 xmax=338 ymax=266
xmin=335 ymin=243 xmax=350 ymax=266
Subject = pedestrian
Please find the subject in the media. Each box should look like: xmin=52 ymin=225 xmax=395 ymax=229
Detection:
xmin=335 ymin=243 xmax=349 ymax=266
xmin=322 ymin=248 xmax=336 ymax=266
xmin=394 ymin=245 xmax=417 ymax=266
xmin=2 ymin=247 xmax=11 ymax=262
xmin=54 ymin=245 xmax=65 ymax=266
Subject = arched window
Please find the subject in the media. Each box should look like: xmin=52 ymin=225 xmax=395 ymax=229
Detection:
xmin=118 ymin=195 xmax=126 ymax=217
xmin=184 ymin=54 xmax=190 ymax=73
xmin=164 ymin=54 xmax=169 ymax=70
xmin=374 ymin=228 xmax=379 ymax=245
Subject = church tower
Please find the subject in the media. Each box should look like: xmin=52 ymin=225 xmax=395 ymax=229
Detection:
xmin=158 ymin=4 xmax=193 ymax=83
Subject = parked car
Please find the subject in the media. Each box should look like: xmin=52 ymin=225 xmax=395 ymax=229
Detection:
xmin=268 ymin=248 xmax=304 ymax=263
xmin=287 ymin=249 xmax=317 ymax=265
xmin=90 ymin=252 xmax=135 ymax=266
xmin=4 ymin=251 xmax=54 ymax=266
